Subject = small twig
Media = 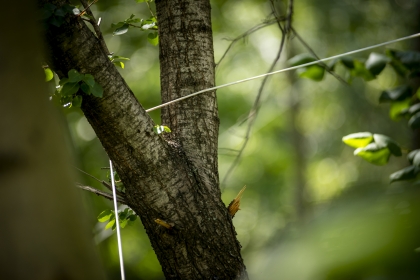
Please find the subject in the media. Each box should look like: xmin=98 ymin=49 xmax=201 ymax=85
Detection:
xmin=221 ymin=4 xmax=288 ymax=189
xmin=227 ymin=186 xmax=246 ymax=218
xmin=145 ymin=1 xmax=156 ymax=18
xmin=216 ymin=17 xmax=281 ymax=70
xmin=285 ymin=0 xmax=294 ymax=34
xmin=291 ymin=27 xmax=348 ymax=85
xmin=74 ymin=166 xmax=124 ymax=197
xmin=76 ymin=183 xmax=126 ymax=204
xmin=78 ymin=0 xmax=98 ymax=18
xmin=79 ymin=0 xmax=110 ymax=55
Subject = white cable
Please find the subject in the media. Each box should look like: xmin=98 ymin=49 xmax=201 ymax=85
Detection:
xmin=109 ymin=160 xmax=126 ymax=280
xmin=145 ymin=32 xmax=420 ymax=113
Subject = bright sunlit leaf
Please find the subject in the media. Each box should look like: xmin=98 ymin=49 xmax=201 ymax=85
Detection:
xmin=44 ymin=68 xmax=54 ymax=82
xmin=354 ymin=143 xmax=391 ymax=165
xmin=342 ymin=132 xmax=373 ymax=148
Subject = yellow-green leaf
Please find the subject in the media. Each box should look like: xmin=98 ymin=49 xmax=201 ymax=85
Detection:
xmin=354 ymin=143 xmax=391 ymax=165
xmin=342 ymin=132 xmax=373 ymax=148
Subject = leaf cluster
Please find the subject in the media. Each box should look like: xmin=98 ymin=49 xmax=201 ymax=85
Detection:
xmin=342 ymin=132 xmax=401 ymax=166
xmin=52 ymin=69 xmax=103 ymax=108
xmin=111 ymin=14 xmax=159 ymax=46
xmin=109 ymin=54 xmax=130 ymax=69
xmin=97 ymin=208 xmax=137 ymax=230
xmin=341 ymin=49 xmax=420 ymax=183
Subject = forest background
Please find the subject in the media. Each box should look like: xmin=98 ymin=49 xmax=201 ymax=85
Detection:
xmin=38 ymin=0 xmax=420 ymax=279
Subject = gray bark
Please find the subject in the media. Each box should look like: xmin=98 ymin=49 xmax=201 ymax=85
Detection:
xmin=39 ymin=0 xmax=248 ymax=278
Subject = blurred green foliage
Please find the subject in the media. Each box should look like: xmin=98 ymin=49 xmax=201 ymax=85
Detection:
xmin=51 ymin=0 xmax=420 ymax=278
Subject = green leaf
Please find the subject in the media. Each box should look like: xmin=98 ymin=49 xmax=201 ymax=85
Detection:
xmin=60 ymin=95 xmax=73 ymax=107
xmin=379 ymin=85 xmax=412 ymax=103
xmin=142 ymin=22 xmax=156 ymax=30
xmin=297 ymin=65 xmax=325 ymax=81
xmin=416 ymin=87 xmax=420 ymax=99
xmin=288 ymin=53 xmax=316 ymax=67
xmin=111 ymin=21 xmax=126 ymax=28
xmin=44 ymin=68 xmax=54 ymax=82
xmin=59 ymin=77 xmax=69 ymax=86
xmin=408 ymin=103 xmax=420 ymax=115
xmin=389 ymin=99 xmax=411 ymax=120
xmin=373 ymin=134 xmax=402 ymax=157
xmin=68 ymin=69 xmax=83 ymax=83
xmin=135 ymin=0 xmax=147 ymax=2
xmin=105 ymin=219 xmax=116 ymax=230
xmin=82 ymin=74 xmax=95 ymax=87
xmin=114 ymin=24 xmax=129 ymax=35
xmin=350 ymin=60 xmax=375 ymax=81
xmin=113 ymin=61 xmax=125 ymax=69
xmin=365 ymin=52 xmax=390 ymax=76
xmin=408 ymin=149 xmax=420 ymax=165
xmin=147 ymin=32 xmax=159 ymax=46
xmin=387 ymin=49 xmax=420 ymax=72
xmin=390 ymin=165 xmax=419 ymax=183
xmin=91 ymin=83 xmax=103 ymax=97
xmin=80 ymin=82 xmax=91 ymax=94
xmin=342 ymin=132 xmax=373 ymax=148
xmin=408 ymin=112 xmax=420 ymax=129
xmin=120 ymin=219 xmax=128 ymax=228
xmin=61 ymin=82 xmax=80 ymax=96
xmin=72 ymin=95 xmax=83 ymax=107
xmin=111 ymin=55 xmax=130 ymax=61
xmin=97 ymin=209 xmax=113 ymax=222
xmin=153 ymin=125 xmax=171 ymax=134
xmin=354 ymin=143 xmax=391 ymax=165
xmin=340 ymin=57 xmax=355 ymax=69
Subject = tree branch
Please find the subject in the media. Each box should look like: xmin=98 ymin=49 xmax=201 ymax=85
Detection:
xmin=290 ymin=27 xmax=348 ymax=85
xmin=215 ymin=17 xmax=282 ymax=70
xmin=74 ymin=166 xmax=124 ymax=197
xmin=79 ymin=0 xmax=110 ymax=55
xmin=75 ymin=183 xmax=126 ymax=204
xmin=221 ymin=2 xmax=289 ymax=189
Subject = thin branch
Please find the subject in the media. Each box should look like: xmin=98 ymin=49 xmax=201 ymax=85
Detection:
xmin=285 ymin=0 xmax=293 ymax=34
xmin=79 ymin=0 xmax=110 ymax=55
xmin=144 ymin=32 xmax=420 ymax=113
xmin=145 ymin=1 xmax=156 ymax=18
xmin=215 ymin=17 xmax=281 ymax=70
xmin=74 ymin=166 xmax=125 ymax=197
xmin=291 ymin=27 xmax=348 ymax=85
xmin=221 ymin=2 xmax=289 ymax=189
xmin=76 ymin=183 xmax=127 ymax=204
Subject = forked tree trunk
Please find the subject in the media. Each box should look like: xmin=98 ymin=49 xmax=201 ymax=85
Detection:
xmin=39 ymin=0 xmax=248 ymax=278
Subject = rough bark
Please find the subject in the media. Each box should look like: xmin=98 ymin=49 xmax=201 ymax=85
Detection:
xmin=0 ymin=1 xmax=105 ymax=278
xmin=39 ymin=0 xmax=248 ymax=278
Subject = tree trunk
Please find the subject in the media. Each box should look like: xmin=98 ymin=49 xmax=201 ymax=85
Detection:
xmin=0 ymin=1 xmax=105 ymax=279
xmin=39 ymin=0 xmax=248 ymax=278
